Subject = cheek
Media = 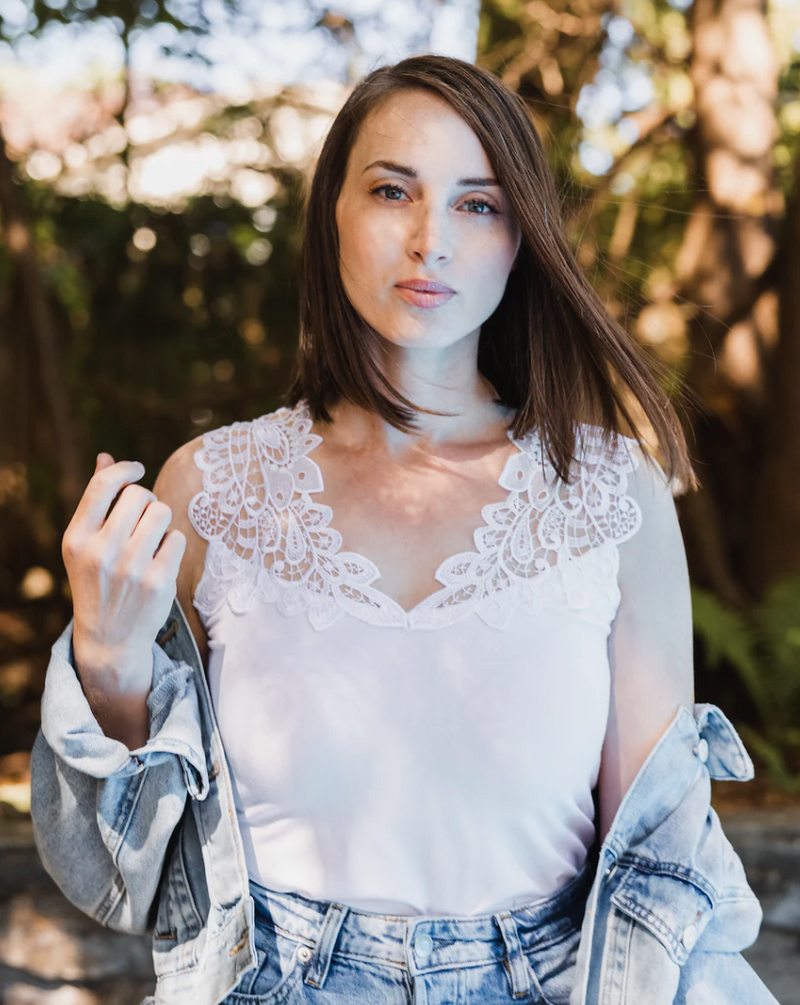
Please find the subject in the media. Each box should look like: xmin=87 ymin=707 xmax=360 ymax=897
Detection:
xmin=460 ymin=217 xmax=516 ymax=258
xmin=339 ymin=217 xmax=389 ymax=272
xmin=464 ymin=233 xmax=517 ymax=282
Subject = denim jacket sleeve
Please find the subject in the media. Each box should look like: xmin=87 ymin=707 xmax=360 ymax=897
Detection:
xmin=29 ymin=614 xmax=210 ymax=935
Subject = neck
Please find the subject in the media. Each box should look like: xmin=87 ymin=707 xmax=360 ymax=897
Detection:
xmin=323 ymin=333 xmax=514 ymax=460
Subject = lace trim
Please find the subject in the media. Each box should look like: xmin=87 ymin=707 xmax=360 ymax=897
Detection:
xmin=188 ymin=400 xmax=643 ymax=631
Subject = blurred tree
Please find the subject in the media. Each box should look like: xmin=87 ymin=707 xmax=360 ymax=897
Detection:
xmin=749 ymin=91 xmax=800 ymax=598
xmin=479 ymin=0 xmax=799 ymax=615
xmin=0 ymin=0 xmax=260 ymax=515
xmin=0 ymin=4 xmax=304 ymax=757
xmin=676 ymin=0 xmax=782 ymax=609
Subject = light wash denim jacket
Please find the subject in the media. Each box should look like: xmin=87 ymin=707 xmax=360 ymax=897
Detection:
xmin=30 ymin=597 xmax=778 ymax=1005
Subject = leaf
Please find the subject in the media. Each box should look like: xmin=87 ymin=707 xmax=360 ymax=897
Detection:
xmin=753 ymin=572 xmax=800 ymax=708
xmin=691 ymin=585 xmax=771 ymax=724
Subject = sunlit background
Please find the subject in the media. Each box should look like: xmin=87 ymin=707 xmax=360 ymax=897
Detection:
xmin=1 ymin=0 xmax=800 ymax=1000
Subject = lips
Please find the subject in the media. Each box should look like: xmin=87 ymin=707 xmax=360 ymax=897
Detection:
xmin=394 ymin=284 xmax=456 ymax=309
xmin=395 ymin=280 xmax=455 ymax=293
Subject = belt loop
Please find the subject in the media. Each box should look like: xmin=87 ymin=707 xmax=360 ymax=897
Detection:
xmin=303 ymin=901 xmax=349 ymax=991
xmin=494 ymin=911 xmax=547 ymax=1002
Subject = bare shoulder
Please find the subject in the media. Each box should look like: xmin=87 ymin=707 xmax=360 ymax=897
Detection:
xmin=615 ymin=440 xmax=682 ymax=583
xmin=152 ymin=434 xmax=209 ymax=669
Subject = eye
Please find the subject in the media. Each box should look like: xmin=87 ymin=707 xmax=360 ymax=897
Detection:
xmin=463 ymin=197 xmax=497 ymax=215
xmin=370 ymin=183 xmax=407 ymax=202
xmin=369 ymin=184 xmax=499 ymax=215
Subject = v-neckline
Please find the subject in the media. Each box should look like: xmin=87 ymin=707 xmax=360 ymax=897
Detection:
xmin=295 ymin=399 xmax=532 ymax=623
xmin=190 ymin=402 xmax=644 ymax=634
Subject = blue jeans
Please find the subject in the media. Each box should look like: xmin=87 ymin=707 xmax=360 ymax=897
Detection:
xmin=222 ymin=858 xmax=595 ymax=1004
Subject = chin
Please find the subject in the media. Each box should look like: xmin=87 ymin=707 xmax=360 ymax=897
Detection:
xmin=389 ymin=322 xmax=456 ymax=343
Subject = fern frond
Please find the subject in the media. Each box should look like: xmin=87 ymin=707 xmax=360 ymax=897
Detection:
xmin=691 ymin=585 xmax=770 ymax=724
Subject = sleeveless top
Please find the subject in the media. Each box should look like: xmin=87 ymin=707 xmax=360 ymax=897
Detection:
xmin=187 ymin=398 xmax=644 ymax=917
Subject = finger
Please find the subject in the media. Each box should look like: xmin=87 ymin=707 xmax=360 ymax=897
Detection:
xmin=125 ymin=499 xmax=176 ymax=564
xmin=70 ymin=461 xmax=147 ymax=538
xmin=151 ymin=529 xmax=187 ymax=583
xmin=99 ymin=484 xmax=160 ymax=549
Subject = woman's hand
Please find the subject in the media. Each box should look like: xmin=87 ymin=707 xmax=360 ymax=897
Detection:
xmin=63 ymin=452 xmax=187 ymax=696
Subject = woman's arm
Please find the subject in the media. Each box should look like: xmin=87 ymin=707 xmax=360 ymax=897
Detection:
xmin=597 ymin=445 xmax=695 ymax=843
xmin=153 ymin=438 xmax=210 ymax=672
xmin=30 ymin=439 xmax=211 ymax=934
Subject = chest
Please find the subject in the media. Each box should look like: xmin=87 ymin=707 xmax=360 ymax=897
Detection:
xmin=296 ymin=440 xmax=519 ymax=613
xmin=188 ymin=402 xmax=642 ymax=633
xmin=210 ymin=605 xmax=612 ymax=813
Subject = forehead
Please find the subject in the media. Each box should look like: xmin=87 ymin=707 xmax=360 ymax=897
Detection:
xmin=351 ymin=90 xmax=492 ymax=172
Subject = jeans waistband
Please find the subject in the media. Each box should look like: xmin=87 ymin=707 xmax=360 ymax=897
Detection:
xmin=247 ymin=856 xmax=595 ymax=975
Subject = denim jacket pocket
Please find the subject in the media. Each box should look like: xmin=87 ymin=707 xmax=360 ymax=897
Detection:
xmin=609 ymin=863 xmax=715 ymax=966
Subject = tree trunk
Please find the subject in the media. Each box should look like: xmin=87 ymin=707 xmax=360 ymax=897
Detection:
xmin=747 ymin=149 xmax=800 ymax=596
xmin=674 ymin=0 xmax=782 ymax=604
xmin=0 ymin=126 xmax=84 ymax=516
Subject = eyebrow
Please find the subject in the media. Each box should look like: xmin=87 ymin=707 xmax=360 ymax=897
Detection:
xmin=362 ymin=159 xmax=500 ymax=187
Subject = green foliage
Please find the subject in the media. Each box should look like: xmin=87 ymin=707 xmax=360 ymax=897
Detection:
xmin=479 ymin=0 xmax=800 ymax=340
xmin=2 ymin=168 xmax=302 ymax=543
xmin=692 ymin=576 xmax=800 ymax=793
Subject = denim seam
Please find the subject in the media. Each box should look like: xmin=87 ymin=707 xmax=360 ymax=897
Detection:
xmin=715 ymin=890 xmax=762 ymax=904
xmin=258 ymin=923 xmax=315 ymax=949
xmin=610 ymin=895 xmax=695 ymax=961
xmin=96 ymin=870 xmax=127 ymax=927
xmin=262 ymin=921 xmax=582 ymax=975
xmin=263 ymin=922 xmax=410 ymax=970
xmin=253 ymin=898 xmax=326 ymax=931
xmin=617 ymin=854 xmax=719 ymax=904
xmin=620 ymin=911 xmax=633 ymax=1002
xmin=323 ymin=950 xmax=410 ymax=969
xmin=110 ymin=767 xmax=150 ymax=868
xmin=177 ymin=823 xmax=205 ymax=934
xmin=102 ymin=765 xmax=145 ymax=855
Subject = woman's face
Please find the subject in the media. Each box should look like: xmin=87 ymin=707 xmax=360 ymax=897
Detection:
xmin=335 ymin=89 xmax=522 ymax=351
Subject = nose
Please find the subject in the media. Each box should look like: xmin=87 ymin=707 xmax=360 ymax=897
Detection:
xmin=407 ymin=205 xmax=453 ymax=267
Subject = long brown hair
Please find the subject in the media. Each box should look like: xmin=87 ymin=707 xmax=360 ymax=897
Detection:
xmin=284 ymin=53 xmax=699 ymax=494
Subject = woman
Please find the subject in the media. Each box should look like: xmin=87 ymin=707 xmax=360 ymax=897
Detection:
xmin=33 ymin=55 xmax=774 ymax=1005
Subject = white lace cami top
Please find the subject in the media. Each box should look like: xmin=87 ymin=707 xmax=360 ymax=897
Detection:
xmin=187 ymin=397 xmax=645 ymax=917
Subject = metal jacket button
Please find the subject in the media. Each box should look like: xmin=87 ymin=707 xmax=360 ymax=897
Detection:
xmin=694 ymin=738 xmax=709 ymax=763
xmin=297 ymin=945 xmax=312 ymax=962
xmin=414 ymin=933 xmax=433 ymax=958
xmin=681 ymin=923 xmax=698 ymax=950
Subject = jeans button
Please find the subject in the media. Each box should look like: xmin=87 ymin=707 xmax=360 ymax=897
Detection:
xmin=414 ymin=933 xmax=433 ymax=958
xmin=681 ymin=923 xmax=698 ymax=950
xmin=694 ymin=738 xmax=709 ymax=763
xmin=297 ymin=945 xmax=312 ymax=962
